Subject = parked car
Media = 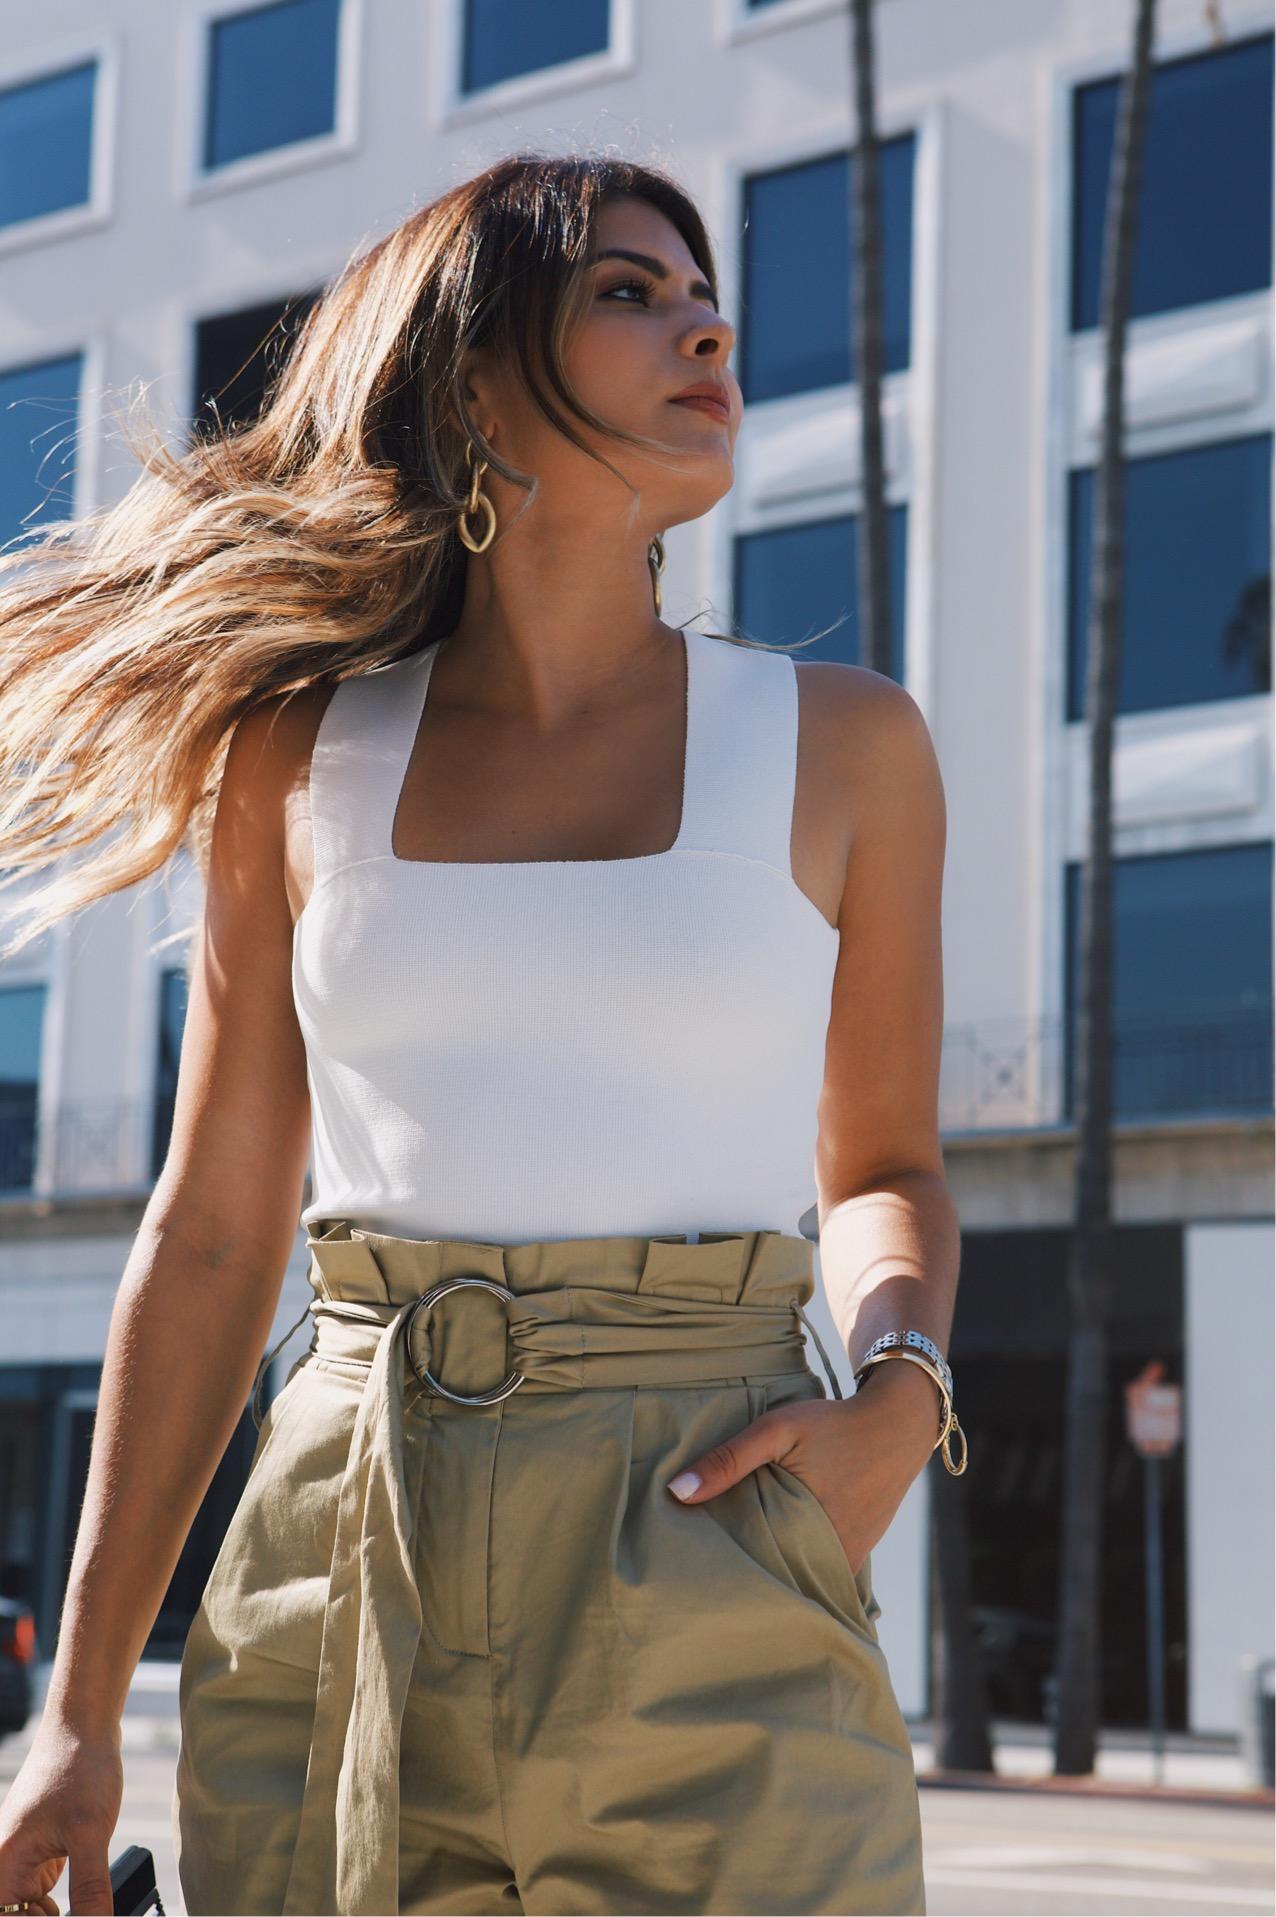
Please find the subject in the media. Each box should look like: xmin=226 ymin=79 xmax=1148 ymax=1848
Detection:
xmin=0 ymin=1598 xmax=37 ymax=1736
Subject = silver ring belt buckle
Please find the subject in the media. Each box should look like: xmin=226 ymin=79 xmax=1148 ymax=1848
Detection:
xmin=405 ymin=1276 xmax=526 ymax=1405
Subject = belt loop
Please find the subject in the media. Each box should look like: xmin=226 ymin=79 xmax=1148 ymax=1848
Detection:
xmin=795 ymin=1304 xmax=845 ymax=1401
xmin=251 ymin=1299 xmax=314 ymax=1431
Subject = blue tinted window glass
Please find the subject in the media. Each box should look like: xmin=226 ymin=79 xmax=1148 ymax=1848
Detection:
xmin=0 ymin=983 xmax=45 ymax=1192
xmin=1067 ymin=433 xmax=1271 ymax=719
xmin=0 ymin=62 xmax=95 ymax=229
xmin=204 ymin=0 xmax=341 ymax=170
xmin=191 ymin=292 xmax=318 ymax=437
xmin=462 ymin=0 xmax=609 ymax=92
xmin=1064 ymin=842 xmax=1273 ymax=1119
xmin=1072 ymin=33 xmax=1273 ymax=330
xmin=734 ymin=507 xmax=908 ymax=684
xmin=741 ymin=137 xmax=914 ymax=404
xmin=150 ymin=967 xmax=189 ymax=1178
xmin=0 ymin=354 xmax=82 ymax=552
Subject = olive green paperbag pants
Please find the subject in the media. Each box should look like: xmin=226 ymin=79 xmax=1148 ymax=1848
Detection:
xmin=172 ymin=1223 xmax=926 ymax=1916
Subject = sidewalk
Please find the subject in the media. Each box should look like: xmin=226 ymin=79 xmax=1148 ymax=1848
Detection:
xmin=910 ymin=1716 xmax=1276 ymax=1808
xmin=17 ymin=1666 xmax=1276 ymax=1810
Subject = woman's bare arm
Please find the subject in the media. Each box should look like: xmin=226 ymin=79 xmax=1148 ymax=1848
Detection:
xmin=41 ymin=691 xmax=317 ymax=1734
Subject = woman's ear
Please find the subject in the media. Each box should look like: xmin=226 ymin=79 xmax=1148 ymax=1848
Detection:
xmin=456 ymin=343 xmax=498 ymax=417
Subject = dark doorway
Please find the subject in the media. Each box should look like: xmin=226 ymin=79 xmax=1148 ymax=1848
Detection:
xmin=10 ymin=1371 xmax=267 ymax=1666
xmin=949 ymin=1224 xmax=1186 ymax=1729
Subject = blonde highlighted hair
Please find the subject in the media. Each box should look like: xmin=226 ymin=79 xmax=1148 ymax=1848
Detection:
xmin=0 ymin=150 xmax=813 ymax=963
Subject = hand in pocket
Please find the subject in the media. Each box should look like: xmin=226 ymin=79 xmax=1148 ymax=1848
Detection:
xmin=665 ymin=1366 xmax=937 ymax=1578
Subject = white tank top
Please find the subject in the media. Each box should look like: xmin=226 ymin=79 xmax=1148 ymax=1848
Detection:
xmin=292 ymin=628 xmax=840 ymax=1244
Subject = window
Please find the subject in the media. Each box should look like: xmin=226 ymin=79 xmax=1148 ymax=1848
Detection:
xmin=150 ymin=967 xmax=189 ymax=1179
xmin=1066 ymin=433 xmax=1271 ymax=720
xmin=0 ymin=61 xmax=96 ymax=232
xmin=191 ymin=292 xmax=318 ymax=437
xmin=0 ymin=984 xmax=46 ymax=1192
xmin=203 ymin=0 xmax=342 ymax=171
xmin=0 ymin=354 xmax=82 ymax=551
xmin=1071 ymin=32 xmax=1273 ymax=331
xmin=733 ymin=507 xmax=908 ymax=683
xmin=460 ymin=0 xmax=609 ymax=94
xmin=740 ymin=136 xmax=915 ymax=405
xmin=1063 ymin=841 xmax=1274 ymax=1120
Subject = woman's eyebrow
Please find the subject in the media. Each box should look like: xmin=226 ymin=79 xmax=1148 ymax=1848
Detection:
xmin=588 ymin=248 xmax=717 ymax=305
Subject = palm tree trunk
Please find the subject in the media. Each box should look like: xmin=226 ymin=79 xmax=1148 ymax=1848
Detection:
xmin=850 ymin=0 xmax=892 ymax=681
xmin=1053 ymin=0 xmax=1159 ymax=1777
xmin=929 ymin=1447 xmax=995 ymax=1770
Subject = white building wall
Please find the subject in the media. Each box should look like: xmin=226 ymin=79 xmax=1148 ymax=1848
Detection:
xmin=1185 ymin=1218 xmax=1276 ymax=1734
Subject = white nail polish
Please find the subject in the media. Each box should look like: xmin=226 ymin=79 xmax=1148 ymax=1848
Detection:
xmin=668 ymin=1470 xmax=701 ymax=1500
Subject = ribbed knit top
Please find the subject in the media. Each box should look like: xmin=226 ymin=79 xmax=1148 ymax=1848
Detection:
xmin=291 ymin=627 xmax=840 ymax=1244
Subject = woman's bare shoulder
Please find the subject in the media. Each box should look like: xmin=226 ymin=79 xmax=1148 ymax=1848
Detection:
xmin=234 ymin=678 xmax=341 ymax=786
xmin=793 ymin=654 xmax=924 ymax=793
xmin=792 ymin=655 xmax=917 ymax=731
xmin=220 ymin=679 xmax=342 ymax=922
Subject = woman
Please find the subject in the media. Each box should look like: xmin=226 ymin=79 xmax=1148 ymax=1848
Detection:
xmin=0 ymin=154 xmax=961 ymax=1916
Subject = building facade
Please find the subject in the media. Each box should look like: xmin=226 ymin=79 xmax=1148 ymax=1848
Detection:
xmin=0 ymin=0 xmax=1272 ymax=1735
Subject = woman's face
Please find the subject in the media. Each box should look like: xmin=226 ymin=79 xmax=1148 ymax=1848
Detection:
xmin=468 ymin=195 xmax=741 ymax=539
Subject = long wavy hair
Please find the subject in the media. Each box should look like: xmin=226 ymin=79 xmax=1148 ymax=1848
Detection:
xmin=0 ymin=151 xmax=810 ymax=964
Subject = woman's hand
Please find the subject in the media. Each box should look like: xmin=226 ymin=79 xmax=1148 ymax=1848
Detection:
xmin=0 ymin=1714 xmax=124 ymax=1917
xmin=666 ymin=1360 xmax=940 ymax=1577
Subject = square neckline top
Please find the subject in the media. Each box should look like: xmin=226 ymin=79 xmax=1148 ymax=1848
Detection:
xmin=384 ymin=626 xmax=695 ymax=873
xmin=294 ymin=625 xmax=839 ymax=946
xmin=291 ymin=625 xmax=842 ymax=1241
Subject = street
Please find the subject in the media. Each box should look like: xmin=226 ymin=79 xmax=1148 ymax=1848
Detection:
xmin=920 ymin=1789 xmax=1274 ymax=1914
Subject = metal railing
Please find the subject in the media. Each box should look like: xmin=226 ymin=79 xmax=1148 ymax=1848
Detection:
xmin=940 ymin=1004 xmax=1273 ymax=1133
xmin=2 ymin=1004 xmax=1272 ymax=1197
xmin=1 ymin=1092 xmax=140 ymax=1197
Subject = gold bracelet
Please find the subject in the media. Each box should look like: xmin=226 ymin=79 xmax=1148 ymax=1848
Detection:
xmin=856 ymin=1348 xmax=969 ymax=1475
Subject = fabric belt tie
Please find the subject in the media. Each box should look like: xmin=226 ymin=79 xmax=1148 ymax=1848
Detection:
xmin=258 ymin=1236 xmax=842 ymax=1916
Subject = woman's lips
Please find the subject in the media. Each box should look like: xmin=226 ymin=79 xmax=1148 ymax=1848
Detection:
xmin=669 ymin=396 xmax=730 ymax=422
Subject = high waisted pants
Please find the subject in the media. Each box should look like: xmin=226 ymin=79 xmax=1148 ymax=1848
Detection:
xmin=172 ymin=1224 xmax=926 ymax=1916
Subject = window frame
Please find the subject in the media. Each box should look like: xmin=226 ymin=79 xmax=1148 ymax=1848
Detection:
xmin=720 ymin=0 xmax=864 ymax=47
xmin=0 ymin=336 xmax=102 ymax=537
xmin=1061 ymin=840 xmax=1274 ymax=1124
xmin=1067 ymin=27 xmax=1273 ymax=339
xmin=0 ymin=34 xmax=117 ymax=260
xmin=0 ymin=979 xmax=50 ymax=1197
xmin=437 ymin=0 xmax=636 ymax=125
xmin=149 ymin=963 xmax=190 ymax=1181
xmin=180 ymin=0 xmax=363 ymax=204
xmin=185 ymin=287 xmax=323 ymax=445
xmin=718 ymin=104 xmax=939 ymax=713
xmin=1063 ymin=428 xmax=1272 ymax=722
xmin=0 ymin=919 xmax=64 ymax=1203
xmin=141 ymin=845 xmax=204 ymax=1194
xmin=732 ymin=500 xmax=911 ymax=686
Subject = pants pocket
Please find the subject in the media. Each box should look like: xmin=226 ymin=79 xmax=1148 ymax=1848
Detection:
xmin=753 ymin=1378 xmax=883 ymax=1639
xmin=183 ymin=1357 xmax=362 ymax=1688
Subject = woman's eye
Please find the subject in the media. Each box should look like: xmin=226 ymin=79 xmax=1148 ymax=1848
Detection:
xmin=602 ymin=277 xmax=654 ymax=306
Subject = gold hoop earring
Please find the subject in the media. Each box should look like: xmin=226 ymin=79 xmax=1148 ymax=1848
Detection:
xmin=648 ymin=534 xmax=666 ymax=616
xmin=458 ymin=439 xmax=496 ymax=554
